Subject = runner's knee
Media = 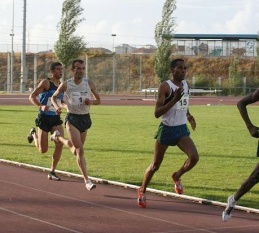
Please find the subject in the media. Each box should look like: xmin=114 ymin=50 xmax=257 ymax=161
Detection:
xmin=149 ymin=162 xmax=161 ymax=172
xmin=186 ymin=154 xmax=199 ymax=167
xmin=250 ymin=170 xmax=259 ymax=184
xmin=191 ymin=155 xmax=199 ymax=164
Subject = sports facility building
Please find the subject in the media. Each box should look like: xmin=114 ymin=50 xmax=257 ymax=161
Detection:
xmin=172 ymin=34 xmax=259 ymax=57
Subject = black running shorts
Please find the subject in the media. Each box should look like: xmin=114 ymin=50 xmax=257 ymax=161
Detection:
xmin=65 ymin=113 xmax=92 ymax=133
xmin=35 ymin=113 xmax=63 ymax=132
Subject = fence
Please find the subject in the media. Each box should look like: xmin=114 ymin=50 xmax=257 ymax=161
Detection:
xmin=0 ymin=50 xmax=258 ymax=96
xmin=0 ymin=52 xmax=158 ymax=94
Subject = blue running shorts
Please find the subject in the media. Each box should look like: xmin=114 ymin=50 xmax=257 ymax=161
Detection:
xmin=154 ymin=123 xmax=190 ymax=146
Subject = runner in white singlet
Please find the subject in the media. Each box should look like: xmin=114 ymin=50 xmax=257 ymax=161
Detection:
xmin=51 ymin=59 xmax=101 ymax=191
xmin=138 ymin=58 xmax=199 ymax=208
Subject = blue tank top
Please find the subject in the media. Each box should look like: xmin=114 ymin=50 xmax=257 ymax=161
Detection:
xmin=38 ymin=78 xmax=63 ymax=116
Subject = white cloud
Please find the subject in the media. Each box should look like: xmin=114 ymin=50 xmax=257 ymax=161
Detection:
xmin=0 ymin=0 xmax=259 ymax=53
xmin=175 ymin=0 xmax=259 ymax=34
xmin=0 ymin=0 xmax=12 ymax=10
xmin=224 ymin=2 xmax=258 ymax=34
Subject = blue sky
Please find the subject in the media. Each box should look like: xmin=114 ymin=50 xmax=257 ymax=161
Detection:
xmin=0 ymin=0 xmax=258 ymax=52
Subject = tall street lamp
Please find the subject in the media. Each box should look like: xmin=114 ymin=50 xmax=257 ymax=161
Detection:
xmin=111 ymin=34 xmax=116 ymax=94
xmin=9 ymin=0 xmax=15 ymax=92
xmin=20 ymin=0 xmax=27 ymax=93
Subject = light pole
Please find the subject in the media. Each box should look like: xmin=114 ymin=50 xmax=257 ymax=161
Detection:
xmin=20 ymin=0 xmax=27 ymax=93
xmin=9 ymin=0 xmax=15 ymax=92
xmin=111 ymin=34 xmax=116 ymax=93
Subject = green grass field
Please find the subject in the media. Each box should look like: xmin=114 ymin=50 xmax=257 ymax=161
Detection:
xmin=1 ymin=104 xmax=259 ymax=209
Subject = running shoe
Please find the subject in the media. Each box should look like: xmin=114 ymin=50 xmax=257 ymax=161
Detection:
xmin=27 ymin=127 xmax=36 ymax=143
xmin=137 ymin=188 xmax=146 ymax=208
xmin=48 ymin=171 xmax=61 ymax=181
xmin=172 ymin=173 xmax=184 ymax=194
xmin=86 ymin=180 xmax=96 ymax=191
xmin=222 ymin=195 xmax=236 ymax=222
xmin=50 ymin=130 xmax=60 ymax=142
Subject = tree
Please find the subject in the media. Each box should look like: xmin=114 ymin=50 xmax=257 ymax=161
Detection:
xmin=154 ymin=0 xmax=176 ymax=83
xmin=228 ymin=57 xmax=242 ymax=95
xmin=54 ymin=0 xmax=86 ymax=77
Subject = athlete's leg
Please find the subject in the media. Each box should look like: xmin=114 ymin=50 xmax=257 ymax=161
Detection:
xmin=36 ymin=128 xmax=48 ymax=153
xmin=66 ymin=122 xmax=89 ymax=182
xmin=174 ymin=136 xmax=199 ymax=180
xmin=140 ymin=140 xmax=168 ymax=193
xmin=49 ymin=125 xmax=65 ymax=172
xmin=53 ymin=125 xmax=76 ymax=155
xmin=222 ymin=163 xmax=259 ymax=221
xmin=234 ymin=162 xmax=259 ymax=201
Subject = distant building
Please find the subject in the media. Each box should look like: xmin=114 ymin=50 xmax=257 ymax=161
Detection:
xmin=87 ymin=47 xmax=112 ymax=55
xmin=131 ymin=45 xmax=157 ymax=55
xmin=172 ymin=34 xmax=259 ymax=57
xmin=87 ymin=34 xmax=258 ymax=57
xmin=115 ymin=44 xmax=137 ymax=54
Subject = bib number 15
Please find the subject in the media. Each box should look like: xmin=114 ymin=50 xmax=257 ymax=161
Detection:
xmin=176 ymin=94 xmax=189 ymax=110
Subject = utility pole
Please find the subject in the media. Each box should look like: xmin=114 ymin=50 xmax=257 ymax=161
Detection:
xmin=9 ymin=0 xmax=15 ymax=92
xmin=20 ymin=0 xmax=27 ymax=93
xmin=111 ymin=34 xmax=116 ymax=94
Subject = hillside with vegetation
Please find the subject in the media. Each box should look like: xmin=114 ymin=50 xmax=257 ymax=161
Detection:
xmin=0 ymin=51 xmax=258 ymax=96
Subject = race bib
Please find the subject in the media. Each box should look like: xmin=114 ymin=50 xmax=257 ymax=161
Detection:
xmin=47 ymin=97 xmax=61 ymax=112
xmin=71 ymin=92 xmax=88 ymax=106
xmin=176 ymin=94 xmax=189 ymax=110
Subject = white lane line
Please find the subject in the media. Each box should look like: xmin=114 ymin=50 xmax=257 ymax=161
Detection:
xmin=1 ymin=159 xmax=259 ymax=215
xmin=1 ymin=160 xmax=259 ymax=233
xmin=0 ymin=179 xmax=215 ymax=233
xmin=0 ymin=207 xmax=83 ymax=233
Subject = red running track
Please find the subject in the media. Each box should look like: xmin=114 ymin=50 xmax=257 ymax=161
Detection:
xmin=1 ymin=94 xmax=259 ymax=233
xmin=0 ymin=94 xmax=255 ymax=106
xmin=1 ymin=161 xmax=259 ymax=233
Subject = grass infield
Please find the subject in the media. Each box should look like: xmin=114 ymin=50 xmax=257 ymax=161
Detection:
xmin=1 ymin=105 xmax=259 ymax=209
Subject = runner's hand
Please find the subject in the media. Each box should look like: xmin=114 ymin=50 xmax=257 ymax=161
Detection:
xmin=55 ymin=107 xmax=62 ymax=115
xmin=173 ymin=87 xmax=184 ymax=102
xmin=40 ymin=105 xmax=49 ymax=112
xmin=85 ymin=98 xmax=91 ymax=105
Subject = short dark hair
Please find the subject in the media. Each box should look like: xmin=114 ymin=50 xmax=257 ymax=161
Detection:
xmin=72 ymin=59 xmax=84 ymax=69
xmin=170 ymin=58 xmax=184 ymax=69
xmin=50 ymin=62 xmax=62 ymax=71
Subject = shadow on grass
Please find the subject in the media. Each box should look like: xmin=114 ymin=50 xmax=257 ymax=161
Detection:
xmin=1 ymin=143 xmax=35 ymax=148
xmin=88 ymin=147 xmax=258 ymax=160
xmin=200 ymin=152 xmax=258 ymax=160
xmin=4 ymin=143 xmax=257 ymax=161
xmin=0 ymin=108 xmax=35 ymax=113
xmin=87 ymin=146 xmax=197 ymax=156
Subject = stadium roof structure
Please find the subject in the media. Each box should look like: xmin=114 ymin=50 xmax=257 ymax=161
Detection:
xmin=173 ymin=34 xmax=259 ymax=41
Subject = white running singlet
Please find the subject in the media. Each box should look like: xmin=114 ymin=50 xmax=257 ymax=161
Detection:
xmin=161 ymin=80 xmax=189 ymax=126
